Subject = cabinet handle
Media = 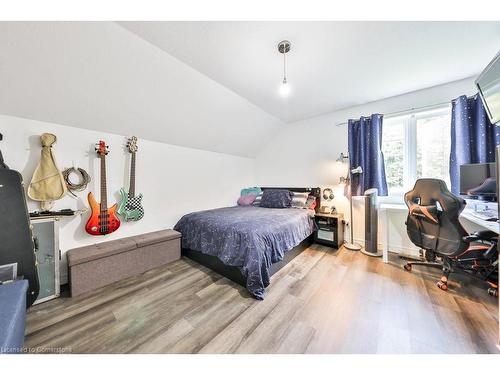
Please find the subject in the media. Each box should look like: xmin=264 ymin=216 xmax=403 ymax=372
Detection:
xmin=33 ymin=236 xmax=39 ymax=251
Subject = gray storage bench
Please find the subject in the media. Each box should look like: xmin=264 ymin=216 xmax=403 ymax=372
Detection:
xmin=67 ymin=229 xmax=181 ymax=297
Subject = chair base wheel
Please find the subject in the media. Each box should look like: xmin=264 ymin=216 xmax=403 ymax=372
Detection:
xmin=437 ymin=281 xmax=448 ymax=291
xmin=403 ymin=264 xmax=412 ymax=272
xmin=488 ymin=288 xmax=498 ymax=297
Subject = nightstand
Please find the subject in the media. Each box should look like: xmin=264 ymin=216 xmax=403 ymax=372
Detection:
xmin=314 ymin=213 xmax=344 ymax=248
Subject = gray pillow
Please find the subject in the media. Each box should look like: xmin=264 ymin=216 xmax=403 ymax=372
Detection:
xmin=260 ymin=189 xmax=293 ymax=208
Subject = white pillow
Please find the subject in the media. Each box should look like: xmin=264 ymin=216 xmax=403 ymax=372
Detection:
xmin=291 ymin=192 xmax=310 ymax=208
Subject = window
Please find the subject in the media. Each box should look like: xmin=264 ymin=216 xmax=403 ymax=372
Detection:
xmin=381 ymin=106 xmax=451 ymax=196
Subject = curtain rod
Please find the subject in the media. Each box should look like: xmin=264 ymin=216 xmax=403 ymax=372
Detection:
xmin=335 ymin=100 xmax=452 ymax=127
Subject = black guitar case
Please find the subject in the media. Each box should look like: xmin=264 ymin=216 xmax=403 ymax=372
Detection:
xmin=0 ymin=168 xmax=40 ymax=307
xmin=0 ymin=133 xmax=8 ymax=169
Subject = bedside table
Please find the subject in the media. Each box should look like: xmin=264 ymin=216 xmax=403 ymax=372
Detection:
xmin=314 ymin=213 xmax=344 ymax=248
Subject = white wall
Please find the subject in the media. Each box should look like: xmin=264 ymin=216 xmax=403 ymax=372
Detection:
xmin=255 ymin=77 xmax=478 ymax=254
xmin=1 ymin=114 xmax=255 ymax=283
xmin=0 ymin=76 xmax=482 ymax=283
xmin=0 ymin=22 xmax=283 ymax=158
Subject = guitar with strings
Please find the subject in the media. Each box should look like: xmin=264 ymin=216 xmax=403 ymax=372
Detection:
xmin=117 ymin=136 xmax=144 ymax=221
xmin=85 ymin=141 xmax=121 ymax=235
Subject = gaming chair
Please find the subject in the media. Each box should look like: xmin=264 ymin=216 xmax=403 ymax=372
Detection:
xmin=403 ymin=179 xmax=498 ymax=296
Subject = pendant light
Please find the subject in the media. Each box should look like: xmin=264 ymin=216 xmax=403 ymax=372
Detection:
xmin=278 ymin=40 xmax=291 ymax=97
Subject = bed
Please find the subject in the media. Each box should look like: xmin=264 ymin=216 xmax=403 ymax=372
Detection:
xmin=174 ymin=187 xmax=320 ymax=300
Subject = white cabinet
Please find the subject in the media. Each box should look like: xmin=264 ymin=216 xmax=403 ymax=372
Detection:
xmin=31 ymin=217 xmax=60 ymax=304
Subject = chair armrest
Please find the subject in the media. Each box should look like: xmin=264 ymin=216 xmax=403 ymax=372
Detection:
xmin=463 ymin=230 xmax=498 ymax=243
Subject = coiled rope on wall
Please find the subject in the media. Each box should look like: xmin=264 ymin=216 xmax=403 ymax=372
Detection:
xmin=62 ymin=167 xmax=91 ymax=197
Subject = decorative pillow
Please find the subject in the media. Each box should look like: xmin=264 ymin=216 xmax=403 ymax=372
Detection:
xmin=252 ymin=193 xmax=263 ymax=206
xmin=291 ymin=192 xmax=310 ymax=208
xmin=308 ymin=200 xmax=317 ymax=211
xmin=241 ymin=187 xmax=262 ymax=197
xmin=305 ymin=195 xmax=317 ymax=210
xmin=260 ymin=189 xmax=293 ymax=208
xmin=237 ymin=194 xmax=256 ymax=206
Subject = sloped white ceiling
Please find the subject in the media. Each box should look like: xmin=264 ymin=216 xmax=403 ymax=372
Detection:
xmin=1 ymin=22 xmax=499 ymax=157
xmin=0 ymin=22 xmax=283 ymax=157
xmin=120 ymin=21 xmax=500 ymax=123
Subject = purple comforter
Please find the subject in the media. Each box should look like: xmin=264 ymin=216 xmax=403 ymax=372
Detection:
xmin=174 ymin=206 xmax=315 ymax=299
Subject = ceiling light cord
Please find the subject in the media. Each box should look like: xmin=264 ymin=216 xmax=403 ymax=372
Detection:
xmin=277 ymin=40 xmax=291 ymax=96
xmin=283 ymin=50 xmax=287 ymax=84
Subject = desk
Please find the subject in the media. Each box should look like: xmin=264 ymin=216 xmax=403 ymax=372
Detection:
xmin=461 ymin=199 xmax=499 ymax=234
xmin=380 ymin=204 xmax=408 ymax=263
xmin=380 ymin=203 xmax=499 ymax=263
xmin=461 ymin=211 xmax=499 ymax=234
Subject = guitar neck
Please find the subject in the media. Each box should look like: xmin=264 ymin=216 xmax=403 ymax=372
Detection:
xmin=100 ymin=154 xmax=108 ymax=211
xmin=129 ymin=152 xmax=136 ymax=198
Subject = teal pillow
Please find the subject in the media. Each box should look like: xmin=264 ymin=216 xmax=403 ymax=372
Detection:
xmin=241 ymin=187 xmax=262 ymax=197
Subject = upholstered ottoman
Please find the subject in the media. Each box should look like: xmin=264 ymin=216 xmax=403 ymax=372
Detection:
xmin=67 ymin=229 xmax=181 ymax=297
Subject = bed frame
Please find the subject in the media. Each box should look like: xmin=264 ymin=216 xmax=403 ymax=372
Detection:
xmin=181 ymin=187 xmax=321 ymax=289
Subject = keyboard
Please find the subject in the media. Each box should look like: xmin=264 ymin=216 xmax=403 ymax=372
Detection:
xmin=469 ymin=210 xmax=498 ymax=222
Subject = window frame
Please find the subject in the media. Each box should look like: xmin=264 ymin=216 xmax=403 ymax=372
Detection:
xmin=381 ymin=104 xmax=452 ymax=203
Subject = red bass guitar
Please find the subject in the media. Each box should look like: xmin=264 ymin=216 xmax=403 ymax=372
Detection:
xmin=85 ymin=141 xmax=121 ymax=235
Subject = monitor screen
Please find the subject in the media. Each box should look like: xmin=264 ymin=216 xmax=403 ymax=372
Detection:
xmin=475 ymin=52 xmax=500 ymax=125
xmin=460 ymin=162 xmax=497 ymax=196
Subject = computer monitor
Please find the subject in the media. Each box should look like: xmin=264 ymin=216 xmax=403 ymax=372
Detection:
xmin=497 ymin=146 xmax=500 ymax=211
xmin=460 ymin=162 xmax=497 ymax=198
xmin=475 ymin=52 xmax=500 ymax=125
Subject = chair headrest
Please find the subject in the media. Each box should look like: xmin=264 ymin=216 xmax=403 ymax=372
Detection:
xmin=404 ymin=178 xmax=465 ymax=218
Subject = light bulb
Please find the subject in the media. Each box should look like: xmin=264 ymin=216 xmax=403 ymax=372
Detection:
xmin=279 ymin=80 xmax=290 ymax=97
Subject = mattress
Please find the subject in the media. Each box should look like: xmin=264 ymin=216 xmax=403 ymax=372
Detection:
xmin=174 ymin=206 xmax=315 ymax=299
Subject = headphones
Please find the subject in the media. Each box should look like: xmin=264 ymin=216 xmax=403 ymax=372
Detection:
xmin=322 ymin=188 xmax=334 ymax=200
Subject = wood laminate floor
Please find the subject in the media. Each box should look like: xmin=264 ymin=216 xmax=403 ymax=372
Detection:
xmin=25 ymin=245 xmax=499 ymax=354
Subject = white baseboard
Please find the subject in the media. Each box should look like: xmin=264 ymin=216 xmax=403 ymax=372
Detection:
xmin=350 ymin=236 xmax=420 ymax=258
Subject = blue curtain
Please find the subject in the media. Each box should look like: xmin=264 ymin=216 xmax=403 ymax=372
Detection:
xmin=449 ymin=94 xmax=500 ymax=194
xmin=348 ymin=114 xmax=388 ymax=196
